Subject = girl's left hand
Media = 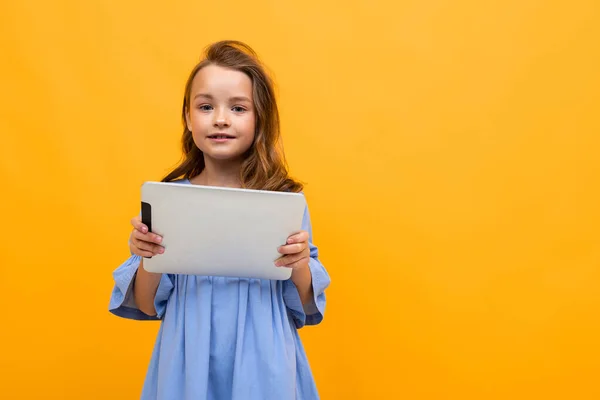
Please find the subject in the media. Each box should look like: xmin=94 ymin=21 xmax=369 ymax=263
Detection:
xmin=275 ymin=230 xmax=310 ymax=270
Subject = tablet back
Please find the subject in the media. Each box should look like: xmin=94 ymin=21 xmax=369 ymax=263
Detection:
xmin=140 ymin=181 xmax=306 ymax=280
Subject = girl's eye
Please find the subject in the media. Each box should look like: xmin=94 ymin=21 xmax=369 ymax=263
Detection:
xmin=198 ymin=104 xmax=213 ymax=111
xmin=232 ymin=106 xmax=246 ymax=113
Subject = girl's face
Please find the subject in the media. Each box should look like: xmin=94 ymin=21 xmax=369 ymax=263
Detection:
xmin=186 ymin=64 xmax=256 ymax=164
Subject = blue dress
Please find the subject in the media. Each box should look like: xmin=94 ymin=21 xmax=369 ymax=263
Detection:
xmin=108 ymin=179 xmax=330 ymax=400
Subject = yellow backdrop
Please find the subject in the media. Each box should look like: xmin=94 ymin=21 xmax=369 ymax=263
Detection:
xmin=1 ymin=0 xmax=599 ymax=399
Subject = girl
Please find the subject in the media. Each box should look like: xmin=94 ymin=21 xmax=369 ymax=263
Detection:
xmin=109 ymin=41 xmax=330 ymax=400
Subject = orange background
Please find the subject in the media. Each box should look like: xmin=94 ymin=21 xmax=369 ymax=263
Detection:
xmin=1 ymin=1 xmax=599 ymax=399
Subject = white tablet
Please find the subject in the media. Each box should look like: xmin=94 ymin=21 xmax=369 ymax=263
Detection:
xmin=140 ymin=181 xmax=306 ymax=280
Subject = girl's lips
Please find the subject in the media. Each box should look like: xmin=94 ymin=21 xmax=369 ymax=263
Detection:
xmin=207 ymin=134 xmax=235 ymax=143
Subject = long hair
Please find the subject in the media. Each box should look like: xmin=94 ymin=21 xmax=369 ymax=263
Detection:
xmin=161 ymin=40 xmax=303 ymax=193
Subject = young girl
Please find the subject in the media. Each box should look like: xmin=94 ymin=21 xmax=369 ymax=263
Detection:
xmin=108 ymin=41 xmax=330 ymax=400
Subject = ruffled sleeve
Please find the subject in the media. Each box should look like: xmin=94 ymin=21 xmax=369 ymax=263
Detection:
xmin=108 ymin=254 xmax=175 ymax=320
xmin=283 ymin=205 xmax=331 ymax=328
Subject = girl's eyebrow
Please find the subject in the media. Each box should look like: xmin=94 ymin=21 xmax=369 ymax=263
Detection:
xmin=193 ymin=93 xmax=251 ymax=103
xmin=229 ymin=96 xmax=252 ymax=103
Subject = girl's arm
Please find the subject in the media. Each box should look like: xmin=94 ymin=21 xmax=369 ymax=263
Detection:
xmin=291 ymin=265 xmax=314 ymax=305
xmin=133 ymin=259 xmax=163 ymax=316
xmin=280 ymin=206 xmax=330 ymax=328
xmin=276 ymin=230 xmax=314 ymax=305
xmin=129 ymin=216 xmax=166 ymax=316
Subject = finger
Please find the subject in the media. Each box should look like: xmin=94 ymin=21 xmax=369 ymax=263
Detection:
xmin=275 ymin=253 xmax=300 ymax=267
xmin=133 ymin=243 xmax=164 ymax=256
xmin=131 ymin=216 xmax=148 ymax=234
xmin=276 ymin=255 xmax=309 ymax=269
xmin=278 ymin=242 xmax=307 ymax=255
xmin=133 ymin=229 xmax=162 ymax=245
xmin=131 ymin=236 xmax=164 ymax=255
xmin=130 ymin=237 xmax=155 ymax=253
xmin=129 ymin=236 xmax=156 ymax=257
xmin=275 ymin=247 xmax=309 ymax=266
xmin=133 ymin=248 xmax=156 ymax=258
xmin=286 ymin=230 xmax=309 ymax=244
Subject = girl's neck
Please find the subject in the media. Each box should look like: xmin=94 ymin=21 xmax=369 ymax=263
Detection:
xmin=190 ymin=158 xmax=242 ymax=188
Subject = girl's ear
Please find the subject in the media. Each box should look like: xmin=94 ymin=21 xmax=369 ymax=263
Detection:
xmin=185 ymin=107 xmax=192 ymax=131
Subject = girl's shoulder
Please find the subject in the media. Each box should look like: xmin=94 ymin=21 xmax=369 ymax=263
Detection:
xmin=166 ymin=178 xmax=191 ymax=185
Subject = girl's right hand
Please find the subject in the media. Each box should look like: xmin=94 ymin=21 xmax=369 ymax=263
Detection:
xmin=129 ymin=216 xmax=164 ymax=257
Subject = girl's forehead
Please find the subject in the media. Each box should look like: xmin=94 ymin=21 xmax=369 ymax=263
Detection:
xmin=191 ymin=65 xmax=253 ymax=97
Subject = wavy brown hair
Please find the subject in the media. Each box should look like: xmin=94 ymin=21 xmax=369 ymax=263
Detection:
xmin=161 ymin=40 xmax=303 ymax=193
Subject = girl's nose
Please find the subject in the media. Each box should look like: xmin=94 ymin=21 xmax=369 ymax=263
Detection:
xmin=213 ymin=110 xmax=230 ymax=128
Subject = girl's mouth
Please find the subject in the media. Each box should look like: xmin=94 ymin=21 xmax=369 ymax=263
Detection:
xmin=207 ymin=134 xmax=235 ymax=142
